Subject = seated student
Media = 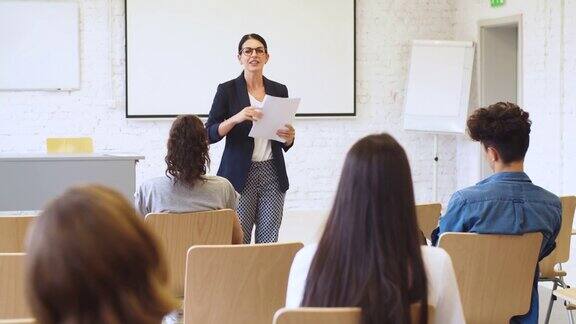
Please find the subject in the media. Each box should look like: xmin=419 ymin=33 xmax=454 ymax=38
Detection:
xmin=135 ymin=114 xmax=243 ymax=244
xmin=25 ymin=185 xmax=177 ymax=324
xmin=432 ymin=102 xmax=561 ymax=323
xmin=286 ymin=134 xmax=465 ymax=324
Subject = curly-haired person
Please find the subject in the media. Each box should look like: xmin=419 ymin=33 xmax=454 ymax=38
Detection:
xmin=135 ymin=115 xmax=243 ymax=244
xmin=432 ymin=102 xmax=561 ymax=324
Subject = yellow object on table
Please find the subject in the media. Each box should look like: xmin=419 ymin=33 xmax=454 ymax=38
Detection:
xmin=46 ymin=137 xmax=93 ymax=154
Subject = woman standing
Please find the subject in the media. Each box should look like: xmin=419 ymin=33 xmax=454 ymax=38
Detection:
xmin=206 ymin=33 xmax=295 ymax=244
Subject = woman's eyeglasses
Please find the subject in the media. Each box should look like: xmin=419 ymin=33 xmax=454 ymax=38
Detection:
xmin=240 ymin=47 xmax=267 ymax=56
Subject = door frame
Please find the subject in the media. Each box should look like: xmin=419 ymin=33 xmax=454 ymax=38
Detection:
xmin=478 ymin=14 xmax=523 ymax=107
xmin=477 ymin=15 xmax=523 ymax=178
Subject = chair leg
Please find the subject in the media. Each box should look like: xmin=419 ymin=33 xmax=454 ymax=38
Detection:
xmin=558 ymin=276 xmax=576 ymax=324
xmin=545 ymin=281 xmax=559 ymax=324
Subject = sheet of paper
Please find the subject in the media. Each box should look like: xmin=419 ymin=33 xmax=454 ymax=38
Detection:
xmin=248 ymin=96 xmax=300 ymax=143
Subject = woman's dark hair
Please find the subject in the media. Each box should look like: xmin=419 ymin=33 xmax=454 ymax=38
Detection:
xmin=301 ymin=134 xmax=428 ymax=324
xmin=26 ymin=185 xmax=176 ymax=324
xmin=165 ymin=114 xmax=210 ymax=187
xmin=237 ymin=33 xmax=268 ymax=54
xmin=467 ymin=102 xmax=531 ymax=163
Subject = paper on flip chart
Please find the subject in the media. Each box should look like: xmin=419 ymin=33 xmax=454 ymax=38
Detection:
xmin=248 ymin=96 xmax=300 ymax=143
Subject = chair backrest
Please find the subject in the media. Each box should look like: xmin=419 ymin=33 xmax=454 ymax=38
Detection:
xmin=0 ymin=253 xmax=32 ymax=320
xmin=46 ymin=137 xmax=93 ymax=154
xmin=438 ymin=232 xmax=542 ymax=324
xmin=145 ymin=210 xmax=236 ymax=297
xmin=184 ymin=242 xmax=304 ymax=324
xmin=0 ymin=216 xmax=35 ymax=253
xmin=273 ymin=304 xmax=435 ymax=324
xmin=416 ymin=203 xmax=442 ymax=241
xmin=557 ymin=196 xmax=576 ymax=263
xmin=273 ymin=308 xmax=361 ymax=324
xmin=539 ymin=196 xmax=576 ymax=277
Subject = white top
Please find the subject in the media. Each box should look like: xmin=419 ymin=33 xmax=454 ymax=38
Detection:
xmin=286 ymin=244 xmax=465 ymax=324
xmin=249 ymin=94 xmax=273 ymax=161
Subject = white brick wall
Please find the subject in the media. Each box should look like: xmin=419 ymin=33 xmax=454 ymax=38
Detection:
xmin=562 ymin=0 xmax=576 ymax=196
xmin=0 ymin=0 xmax=459 ymax=211
xmin=453 ymin=0 xmax=576 ymax=197
xmin=453 ymin=0 xmax=576 ymax=292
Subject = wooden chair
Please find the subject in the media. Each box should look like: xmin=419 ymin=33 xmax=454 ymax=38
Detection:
xmin=279 ymin=210 xmax=329 ymax=244
xmin=145 ymin=209 xmax=236 ymax=297
xmin=273 ymin=304 xmax=434 ymax=324
xmin=46 ymin=137 xmax=93 ymax=154
xmin=438 ymin=232 xmax=542 ymax=324
xmin=415 ymin=203 xmax=441 ymax=241
xmin=0 ymin=216 xmax=35 ymax=253
xmin=554 ymin=289 xmax=576 ymax=307
xmin=274 ymin=308 xmax=360 ymax=324
xmin=184 ymin=242 xmax=303 ymax=324
xmin=0 ymin=253 xmax=32 ymax=320
xmin=540 ymin=195 xmax=576 ymax=324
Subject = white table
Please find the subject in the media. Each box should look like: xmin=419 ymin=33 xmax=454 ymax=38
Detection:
xmin=0 ymin=153 xmax=144 ymax=211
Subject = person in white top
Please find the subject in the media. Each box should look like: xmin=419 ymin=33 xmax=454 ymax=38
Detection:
xmin=285 ymin=133 xmax=465 ymax=324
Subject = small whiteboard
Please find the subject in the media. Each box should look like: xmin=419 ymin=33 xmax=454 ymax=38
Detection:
xmin=403 ymin=40 xmax=475 ymax=134
xmin=0 ymin=0 xmax=80 ymax=90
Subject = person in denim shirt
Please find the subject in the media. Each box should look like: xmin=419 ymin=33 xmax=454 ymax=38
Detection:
xmin=432 ymin=102 xmax=561 ymax=324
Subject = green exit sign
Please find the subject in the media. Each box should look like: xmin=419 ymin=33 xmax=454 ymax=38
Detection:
xmin=491 ymin=0 xmax=505 ymax=7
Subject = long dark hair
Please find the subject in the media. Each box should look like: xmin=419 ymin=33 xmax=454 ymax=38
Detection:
xmin=301 ymin=133 xmax=428 ymax=324
xmin=165 ymin=115 xmax=210 ymax=187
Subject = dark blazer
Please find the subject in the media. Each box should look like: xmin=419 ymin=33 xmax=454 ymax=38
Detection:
xmin=206 ymin=72 xmax=292 ymax=193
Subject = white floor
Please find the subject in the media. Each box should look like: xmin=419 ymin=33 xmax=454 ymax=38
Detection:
xmin=539 ymin=285 xmax=574 ymax=324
